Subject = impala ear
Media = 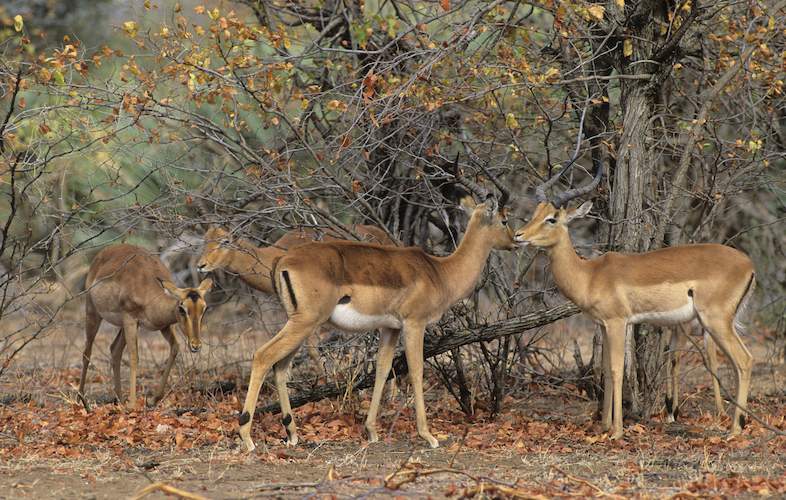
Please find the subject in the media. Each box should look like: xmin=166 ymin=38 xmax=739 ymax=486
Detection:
xmin=565 ymin=201 xmax=593 ymax=223
xmin=197 ymin=277 xmax=213 ymax=294
xmin=483 ymin=193 xmax=499 ymax=218
xmin=158 ymin=278 xmax=185 ymax=299
xmin=458 ymin=195 xmax=477 ymax=213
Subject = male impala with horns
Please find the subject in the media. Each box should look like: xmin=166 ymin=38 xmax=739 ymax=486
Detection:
xmin=514 ymin=153 xmax=755 ymax=440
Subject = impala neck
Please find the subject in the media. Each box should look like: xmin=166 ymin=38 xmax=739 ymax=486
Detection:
xmin=547 ymin=231 xmax=591 ymax=309
xmin=439 ymin=216 xmax=496 ymax=303
xmin=225 ymin=238 xmax=284 ymax=294
xmin=148 ymin=294 xmax=179 ymax=329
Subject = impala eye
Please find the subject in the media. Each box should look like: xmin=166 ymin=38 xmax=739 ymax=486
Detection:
xmin=545 ymin=217 xmax=557 ymax=225
xmin=501 ymin=219 xmax=508 ymax=226
xmin=179 ymin=306 xmax=188 ymax=316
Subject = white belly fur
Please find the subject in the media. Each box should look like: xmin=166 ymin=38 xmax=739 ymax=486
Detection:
xmin=629 ymin=299 xmax=696 ymax=326
xmin=329 ymin=304 xmax=402 ymax=332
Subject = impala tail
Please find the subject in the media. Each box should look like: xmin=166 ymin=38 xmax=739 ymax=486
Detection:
xmin=734 ymin=272 xmax=756 ymax=335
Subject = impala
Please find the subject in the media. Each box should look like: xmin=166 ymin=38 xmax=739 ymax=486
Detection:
xmin=79 ymin=244 xmax=213 ymax=409
xmin=197 ymin=224 xmax=396 ymax=415
xmin=237 ymin=163 xmax=515 ymax=451
xmin=196 ymin=225 xmax=394 ymax=294
xmin=515 ymin=160 xmax=754 ymax=439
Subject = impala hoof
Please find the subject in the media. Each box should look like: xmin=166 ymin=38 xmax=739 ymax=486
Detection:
xmin=241 ymin=435 xmax=256 ymax=452
xmin=421 ymin=432 xmax=439 ymax=449
xmin=365 ymin=426 xmax=379 ymax=443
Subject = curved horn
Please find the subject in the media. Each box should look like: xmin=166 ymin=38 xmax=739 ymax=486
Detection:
xmin=534 ymin=105 xmax=588 ymax=204
xmin=451 ymin=154 xmax=489 ymax=200
xmin=459 ymin=137 xmax=511 ymax=208
xmin=471 ymin=159 xmax=510 ymax=209
xmin=551 ymin=157 xmax=604 ymax=208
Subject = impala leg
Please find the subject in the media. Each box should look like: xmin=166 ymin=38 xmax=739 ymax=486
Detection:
xmin=663 ymin=328 xmax=675 ymax=422
xmin=365 ymin=327 xmax=400 ymax=443
xmin=403 ymin=321 xmax=438 ymax=448
xmin=152 ymin=325 xmax=179 ymax=405
xmin=700 ymin=314 xmax=752 ymax=436
xmin=110 ymin=328 xmax=126 ymax=402
xmin=239 ymin=318 xmax=317 ymax=452
xmin=704 ymin=332 xmax=724 ymax=416
xmin=273 ymin=349 xmax=300 ymax=446
xmin=666 ymin=325 xmax=688 ymax=423
xmin=605 ymin=320 xmax=627 ymax=440
xmin=601 ymin=326 xmax=612 ymax=432
xmin=123 ymin=316 xmax=140 ymax=410
xmin=78 ymin=298 xmax=102 ymax=406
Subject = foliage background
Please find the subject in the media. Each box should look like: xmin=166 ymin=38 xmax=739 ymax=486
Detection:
xmin=0 ymin=0 xmax=784 ymax=432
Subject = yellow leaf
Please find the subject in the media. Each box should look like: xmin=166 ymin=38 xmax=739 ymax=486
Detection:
xmin=38 ymin=67 xmax=51 ymax=83
xmin=53 ymin=69 xmax=65 ymax=86
xmin=505 ymin=113 xmax=520 ymax=129
xmin=13 ymin=14 xmax=23 ymax=32
xmin=615 ymin=0 xmax=624 ymax=9
xmin=623 ymin=39 xmax=633 ymax=57
xmin=327 ymin=100 xmax=347 ymax=112
xmin=208 ymin=8 xmax=220 ymax=20
xmin=587 ymin=5 xmax=605 ymax=21
xmin=122 ymin=21 xmax=138 ymax=37
xmin=543 ymin=67 xmax=560 ymax=81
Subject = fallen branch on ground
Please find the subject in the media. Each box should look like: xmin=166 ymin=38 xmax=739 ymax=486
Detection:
xmin=259 ymin=302 xmax=580 ymax=413
xmin=131 ymin=482 xmax=208 ymax=500
xmin=384 ymin=466 xmax=547 ymax=499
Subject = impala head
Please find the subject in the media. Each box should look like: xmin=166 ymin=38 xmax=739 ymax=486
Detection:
xmin=462 ymin=194 xmax=517 ymax=250
xmin=448 ymin=153 xmax=516 ymax=251
xmin=515 ymin=156 xmax=604 ymax=248
xmin=157 ymin=277 xmax=213 ymax=352
xmin=197 ymin=226 xmax=233 ymax=273
xmin=515 ymin=201 xmax=593 ymax=248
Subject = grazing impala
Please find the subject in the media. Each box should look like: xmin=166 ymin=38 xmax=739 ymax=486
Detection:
xmin=196 ymin=225 xmax=395 ymax=294
xmin=196 ymin=224 xmax=395 ymax=377
xmin=237 ymin=164 xmax=515 ymax=451
xmin=514 ymin=160 xmax=754 ymax=439
xmin=79 ymin=244 xmax=213 ymax=409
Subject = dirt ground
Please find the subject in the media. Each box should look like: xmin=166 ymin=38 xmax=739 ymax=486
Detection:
xmin=2 ymin=390 xmax=785 ymax=499
xmin=1 ymin=307 xmax=785 ymax=498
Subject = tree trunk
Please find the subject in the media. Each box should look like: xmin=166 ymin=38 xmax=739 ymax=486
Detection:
xmin=608 ymin=1 xmax=666 ymax=417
